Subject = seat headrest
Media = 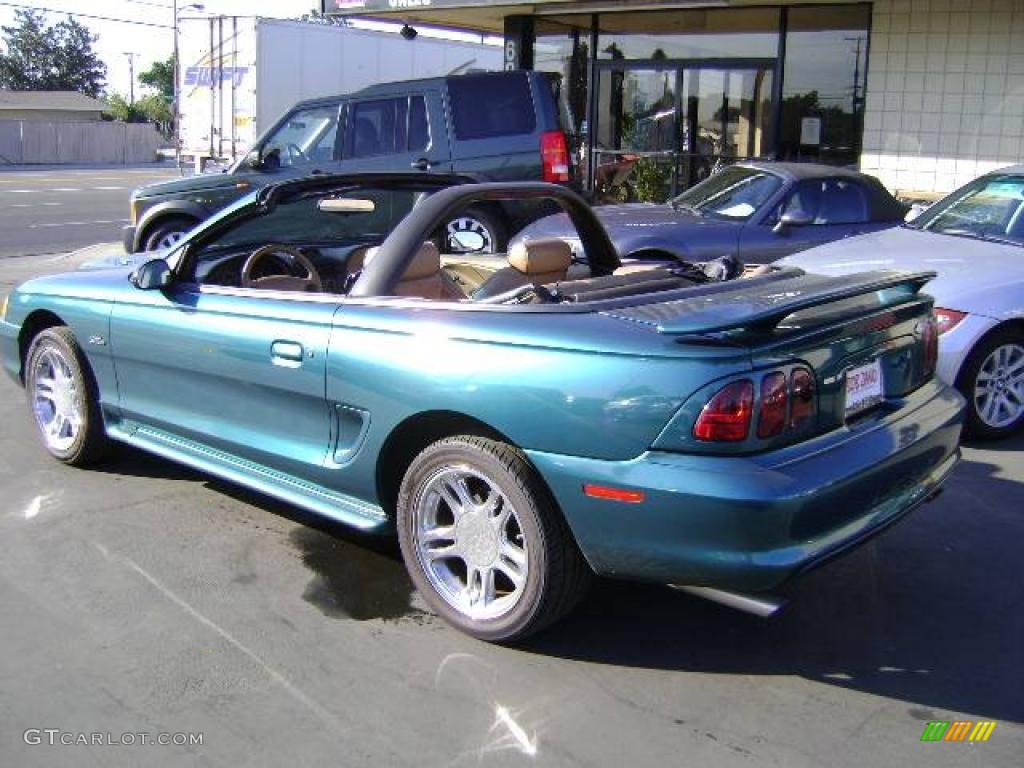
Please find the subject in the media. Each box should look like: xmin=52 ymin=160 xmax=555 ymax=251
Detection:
xmin=401 ymin=241 xmax=440 ymax=281
xmin=363 ymin=241 xmax=440 ymax=281
xmin=508 ymin=238 xmax=573 ymax=275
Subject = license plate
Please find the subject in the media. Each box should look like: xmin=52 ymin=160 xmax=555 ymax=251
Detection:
xmin=844 ymin=359 xmax=884 ymax=416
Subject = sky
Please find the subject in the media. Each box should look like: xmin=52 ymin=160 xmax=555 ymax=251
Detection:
xmin=0 ymin=0 xmax=322 ymax=97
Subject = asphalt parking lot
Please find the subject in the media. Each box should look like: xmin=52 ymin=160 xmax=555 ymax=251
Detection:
xmin=0 ymin=173 xmax=1022 ymax=767
xmin=0 ymin=165 xmax=180 ymax=258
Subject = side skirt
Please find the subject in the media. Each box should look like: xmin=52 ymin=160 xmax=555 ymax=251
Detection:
xmin=107 ymin=423 xmax=389 ymax=532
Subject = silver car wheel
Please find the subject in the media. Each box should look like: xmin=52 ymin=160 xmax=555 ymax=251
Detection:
xmin=446 ymin=216 xmax=495 ymax=253
xmin=413 ymin=465 xmax=528 ymax=621
xmin=31 ymin=347 xmax=83 ymax=453
xmin=973 ymin=342 xmax=1024 ymax=429
xmin=155 ymin=230 xmax=187 ymax=250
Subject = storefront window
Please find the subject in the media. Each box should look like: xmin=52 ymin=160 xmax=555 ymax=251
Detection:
xmin=525 ymin=4 xmax=871 ymax=197
xmin=535 ymin=16 xmax=592 ymax=184
xmin=780 ymin=4 xmax=870 ymax=166
xmin=596 ymin=8 xmax=779 ymax=62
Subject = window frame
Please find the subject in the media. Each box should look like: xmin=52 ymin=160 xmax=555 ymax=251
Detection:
xmin=343 ymin=94 xmax=433 ymax=160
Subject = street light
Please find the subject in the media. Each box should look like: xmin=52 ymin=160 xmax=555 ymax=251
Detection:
xmin=173 ymin=2 xmax=205 ymax=171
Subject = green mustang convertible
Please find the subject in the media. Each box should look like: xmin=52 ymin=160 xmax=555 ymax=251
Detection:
xmin=0 ymin=174 xmax=965 ymax=641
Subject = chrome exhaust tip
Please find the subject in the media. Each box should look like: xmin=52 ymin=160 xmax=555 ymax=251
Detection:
xmin=670 ymin=585 xmax=787 ymax=618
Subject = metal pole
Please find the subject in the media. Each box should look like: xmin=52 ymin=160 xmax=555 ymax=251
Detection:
xmin=173 ymin=0 xmax=181 ymax=171
xmin=123 ymin=53 xmax=137 ymax=104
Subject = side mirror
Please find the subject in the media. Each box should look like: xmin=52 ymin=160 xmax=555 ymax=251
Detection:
xmin=904 ymin=203 xmax=928 ymax=223
xmin=129 ymin=259 xmax=172 ymax=290
xmin=244 ymin=149 xmax=264 ymax=170
xmin=773 ymin=210 xmax=813 ymax=234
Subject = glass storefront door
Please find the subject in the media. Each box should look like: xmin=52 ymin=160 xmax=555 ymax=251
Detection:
xmin=591 ymin=61 xmax=774 ymax=202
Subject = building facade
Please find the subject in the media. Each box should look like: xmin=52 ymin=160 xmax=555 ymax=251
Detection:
xmin=0 ymin=91 xmax=108 ymax=122
xmin=324 ymin=0 xmax=1024 ymax=199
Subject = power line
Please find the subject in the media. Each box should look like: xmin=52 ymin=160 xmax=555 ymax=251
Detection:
xmin=120 ymin=0 xmax=174 ymax=8
xmin=0 ymin=1 xmax=173 ymax=28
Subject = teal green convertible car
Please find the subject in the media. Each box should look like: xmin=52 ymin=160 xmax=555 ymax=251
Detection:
xmin=1 ymin=174 xmax=965 ymax=641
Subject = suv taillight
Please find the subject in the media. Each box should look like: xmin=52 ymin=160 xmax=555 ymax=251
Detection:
xmin=540 ymin=130 xmax=570 ymax=183
xmin=694 ymin=380 xmax=754 ymax=442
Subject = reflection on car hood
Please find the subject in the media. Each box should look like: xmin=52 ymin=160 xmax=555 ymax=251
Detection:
xmin=780 ymin=225 xmax=1022 ymax=312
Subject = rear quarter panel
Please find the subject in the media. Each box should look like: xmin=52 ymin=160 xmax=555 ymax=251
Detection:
xmin=325 ymin=303 xmax=753 ymax=504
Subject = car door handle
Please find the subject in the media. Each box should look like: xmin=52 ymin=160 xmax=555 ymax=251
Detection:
xmin=270 ymin=340 xmax=304 ymax=364
xmin=410 ymin=157 xmax=439 ymax=171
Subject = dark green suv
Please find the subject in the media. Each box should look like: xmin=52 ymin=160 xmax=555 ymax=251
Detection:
xmin=124 ymin=70 xmax=575 ymax=254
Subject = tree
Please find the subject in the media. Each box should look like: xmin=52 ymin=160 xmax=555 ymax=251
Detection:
xmin=104 ymin=92 xmax=146 ymax=123
xmin=105 ymin=91 xmax=173 ymax=137
xmin=0 ymin=10 xmax=106 ymax=97
xmin=139 ymin=56 xmax=174 ymax=103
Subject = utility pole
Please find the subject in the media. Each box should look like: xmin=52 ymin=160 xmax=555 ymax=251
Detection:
xmin=174 ymin=2 xmax=205 ymax=172
xmin=173 ymin=0 xmax=181 ymax=168
xmin=123 ymin=52 xmax=139 ymax=105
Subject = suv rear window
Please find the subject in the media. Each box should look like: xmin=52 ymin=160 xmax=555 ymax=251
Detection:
xmin=448 ymin=72 xmax=536 ymax=140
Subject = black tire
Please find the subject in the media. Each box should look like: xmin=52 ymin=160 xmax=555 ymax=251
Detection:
xmin=396 ymin=435 xmax=591 ymax=642
xmin=24 ymin=327 xmax=110 ymax=465
xmin=441 ymin=206 xmax=506 ymax=254
xmin=143 ymin=215 xmax=197 ymax=252
xmin=956 ymin=327 xmax=1024 ymax=440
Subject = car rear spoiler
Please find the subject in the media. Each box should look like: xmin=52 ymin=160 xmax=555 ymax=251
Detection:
xmin=610 ymin=269 xmax=936 ymax=336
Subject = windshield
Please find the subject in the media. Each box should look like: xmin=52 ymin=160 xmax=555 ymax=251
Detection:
xmin=195 ymin=187 xmax=420 ymax=257
xmin=262 ymin=104 xmax=341 ymax=168
xmin=671 ymin=166 xmax=783 ymax=221
xmin=912 ymin=174 xmax=1024 ymax=246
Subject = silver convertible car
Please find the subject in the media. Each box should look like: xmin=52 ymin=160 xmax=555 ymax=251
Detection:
xmin=512 ymin=162 xmax=908 ymax=266
xmin=1 ymin=175 xmax=963 ymax=641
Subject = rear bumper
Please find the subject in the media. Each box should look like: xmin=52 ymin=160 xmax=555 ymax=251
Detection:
xmin=527 ymin=380 xmax=965 ymax=592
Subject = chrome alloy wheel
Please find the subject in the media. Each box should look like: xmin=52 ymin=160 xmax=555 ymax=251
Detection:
xmin=974 ymin=342 xmax=1024 ymax=429
xmin=413 ymin=466 xmax=528 ymax=621
xmin=31 ymin=346 xmax=83 ymax=453
xmin=155 ymin=230 xmax=187 ymax=249
xmin=445 ymin=216 xmax=494 ymax=253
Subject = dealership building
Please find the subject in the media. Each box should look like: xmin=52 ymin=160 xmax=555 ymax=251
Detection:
xmin=326 ymin=0 xmax=1024 ymax=199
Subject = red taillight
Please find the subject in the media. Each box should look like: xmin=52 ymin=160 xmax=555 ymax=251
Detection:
xmin=790 ymin=367 xmax=816 ymax=430
xmin=922 ymin=315 xmax=939 ymax=376
xmin=933 ymin=307 xmax=966 ymax=335
xmin=694 ymin=379 xmax=754 ymax=442
xmin=757 ymin=372 xmax=787 ymax=438
xmin=540 ymin=130 xmax=570 ymax=182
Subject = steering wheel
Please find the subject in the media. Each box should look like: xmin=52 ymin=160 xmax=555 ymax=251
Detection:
xmin=286 ymin=143 xmax=309 ymax=164
xmin=241 ymin=244 xmax=323 ymax=292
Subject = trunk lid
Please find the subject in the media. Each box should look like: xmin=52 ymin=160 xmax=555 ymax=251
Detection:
xmin=606 ymin=268 xmax=939 ymax=450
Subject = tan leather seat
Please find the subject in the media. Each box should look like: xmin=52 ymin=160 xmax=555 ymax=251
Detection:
xmin=364 ymin=242 xmax=464 ymax=300
xmin=472 ymin=238 xmax=572 ymax=299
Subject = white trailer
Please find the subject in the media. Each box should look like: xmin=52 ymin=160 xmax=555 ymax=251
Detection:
xmin=177 ymin=17 xmax=501 ymax=162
